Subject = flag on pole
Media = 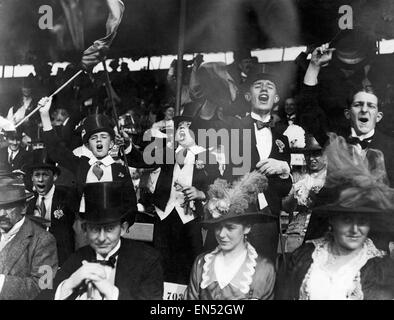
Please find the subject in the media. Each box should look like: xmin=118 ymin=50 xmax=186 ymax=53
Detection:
xmin=81 ymin=0 xmax=125 ymax=71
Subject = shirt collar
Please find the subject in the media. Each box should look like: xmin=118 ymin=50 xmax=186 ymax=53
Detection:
xmin=8 ymin=147 xmax=19 ymax=155
xmin=39 ymin=184 xmax=55 ymax=199
xmin=96 ymin=239 xmax=121 ymax=261
xmin=251 ymin=112 xmax=271 ymax=123
xmin=88 ymin=155 xmax=115 ymax=167
xmin=0 ymin=217 xmax=25 ymax=239
xmin=350 ymin=128 xmax=375 ymax=141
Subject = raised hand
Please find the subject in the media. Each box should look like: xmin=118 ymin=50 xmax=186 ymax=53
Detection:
xmin=38 ymin=97 xmax=53 ymax=115
xmin=310 ymin=43 xmax=335 ymax=68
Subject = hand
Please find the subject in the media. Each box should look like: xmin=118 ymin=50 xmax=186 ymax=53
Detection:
xmin=256 ymin=158 xmax=290 ymax=177
xmin=310 ymin=43 xmax=335 ymax=67
xmin=65 ymin=261 xmax=106 ymax=291
xmin=38 ymin=97 xmax=53 ymax=115
xmin=181 ymin=186 xmax=206 ymax=201
xmin=91 ymin=278 xmax=118 ymax=300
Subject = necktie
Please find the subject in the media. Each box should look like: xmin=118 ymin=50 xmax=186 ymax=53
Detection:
xmin=347 ymin=136 xmax=372 ymax=150
xmin=176 ymin=148 xmax=188 ymax=168
xmin=92 ymin=161 xmax=104 ymax=181
xmin=39 ymin=196 xmax=46 ymax=218
xmin=254 ymin=119 xmax=273 ymax=130
xmin=8 ymin=151 xmax=13 ymax=164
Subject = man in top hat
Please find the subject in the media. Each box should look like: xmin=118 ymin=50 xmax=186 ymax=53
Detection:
xmin=25 ymin=149 xmax=77 ymax=266
xmin=0 ymin=175 xmax=58 ymax=299
xmin=37 ymin=97 xmax=138 ymax=196
xmin=0 ymin=129 xmax=29 ymax=173
xmin=301 ymin=42 xmax=394 ymax=186
xmin=51 ymin=182 xmax=163 ymax=300
xmin=196 ymin=70 xmax=292 ymax=263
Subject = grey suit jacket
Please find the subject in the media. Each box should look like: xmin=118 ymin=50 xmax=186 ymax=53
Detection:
xmin=0 ymin=217 xmax=58 ymax=300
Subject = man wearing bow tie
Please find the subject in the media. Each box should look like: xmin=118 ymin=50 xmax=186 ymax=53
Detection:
xmin=51 ymin=182 xmax=163 ymax=300
xmin=301 ymin=43 xmax=394 ymax=186
xmin=198 ymin=71 xmax=292 ymax=262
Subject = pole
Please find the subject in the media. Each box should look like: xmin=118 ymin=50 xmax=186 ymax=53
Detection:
xmin=175 ymin=0 xmax=187 ymax=117
xmin=102 ymin=60 xmax=131 ymax=178
xmin=15 ymin=69 xmax=83 ymax=128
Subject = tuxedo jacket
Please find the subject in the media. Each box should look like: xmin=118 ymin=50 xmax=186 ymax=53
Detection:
xmin=51 ymin=239 xmax=163 ymax=300
xmin=0 ymin=217 xmax=58 ymax=300
xmin=0 ymin=147 xmax=29 ymax=172
xmin=127 ymin=145 xmax=221 ymax=218
xmin=42 ymin=129 xmax=136 ymax=198
xmin=26 ymin=186 xmax=78 ymax=266
xmin=195 ymin=114 xmax=292 ymax=217
xmin=299 ymin=84 xmax=394 ymax=187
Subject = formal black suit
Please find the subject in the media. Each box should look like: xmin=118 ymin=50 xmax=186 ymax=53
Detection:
xmin=196 ymin=114 xmax=292 ymax=261
xmin=26 ymin=186 xmax=78 ymax=266
xmin=130 ymin=146 xmax=221 ymax=284
xmin=299 ymin=83 xmax=394 ymax=187
xmin=0 ymin=146 xmax=29 ymax=172
xmin=50 ymin=239 xmax=163 ymax=300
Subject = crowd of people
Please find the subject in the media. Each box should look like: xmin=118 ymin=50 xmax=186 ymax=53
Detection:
xmin=1 ymin=29 xmax=394 ymax=300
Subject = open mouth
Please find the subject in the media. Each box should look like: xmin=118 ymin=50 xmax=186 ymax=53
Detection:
xmin=96 ymin=144 xmax=103 ymax=152
xmin=358 ymin=117 xmax=369 ymax=124
xmin=36 ymin=184 xmax=46 ymax=191
xmin=258 ymin=93 xmax=269 ymax=103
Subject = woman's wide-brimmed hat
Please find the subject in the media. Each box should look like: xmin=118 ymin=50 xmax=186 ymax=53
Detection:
xmin=201 ymin=171 xmax=274 ymax=226
xmin=306 ymin=134 xmax=394 ymax=237
xmin=80 ymin=181 xmax=137 ymax=226
xmin=0 ymin=176 xmax=33 ymax=206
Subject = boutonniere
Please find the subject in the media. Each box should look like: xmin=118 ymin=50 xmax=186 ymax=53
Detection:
xmin=275 ymin=139 xmax=285 ymax=153
xmin=118 ymin=172 xmax=125 ymax=178
xmin=53 ymin=206 xmax=64 ymax=219
xmin=195 ymin=160 xmax=205 ymax=170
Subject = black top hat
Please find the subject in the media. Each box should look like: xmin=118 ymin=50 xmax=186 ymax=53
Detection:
xmin=81 ymin=182 xmax=136 ymax=225
xmin=244 ymin=71 xmax=280 ymax=91
xmin=296 ymin=134 xmax=324 ymax=154
xmin=82 ymin=114 xmax=115 ymax=144
xmin=24 ymin=149 xmax=61 ymax=176
xmin=174 ymin=102 xmax=203 ymax=130
xmin=332 ymin=29 xmax=376 ymax=65
xmin=0 ymin=176 xmax=33 ymax=206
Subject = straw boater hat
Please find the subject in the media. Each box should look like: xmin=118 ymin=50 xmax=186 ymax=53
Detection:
xmin=306 ymin=134 xmax=394 ymax=242
xmin=80 ymin=182 xmax=136 ymax=226
xmin=202 ymin=171 xmax=272 ymax=226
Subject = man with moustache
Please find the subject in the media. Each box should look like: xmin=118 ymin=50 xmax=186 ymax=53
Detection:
xmin=0 ymin=175 xmax=58 ymax=299
xmin=25 ymin=148 xmax=77 ymax=266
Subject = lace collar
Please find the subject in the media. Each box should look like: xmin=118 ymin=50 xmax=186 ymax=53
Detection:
xmin=200 ymin=242 xmax=258 ymax=294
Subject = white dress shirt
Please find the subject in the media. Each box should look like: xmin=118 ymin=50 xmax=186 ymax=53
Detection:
xmin=0 ymin=217 xmax=26 ymax=292
xmin=34 ymin=185 xmax=56 ymax=221
xmin=251 ymin=112 xmax=273 ymax=161
xmin=55 ymin=240 xmax=121 ymax=300
xmin=350 ymin=128 xmax=375 ymax=155
xmin=155 ymin=145 xmax=205 ymax=224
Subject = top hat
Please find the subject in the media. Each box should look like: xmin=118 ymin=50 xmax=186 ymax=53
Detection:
xmin=0 ymin=176 xmax=33 ymax=206
xmin=201 ymin=171 xmax=274 ymax=226
xmin=24 ymin=148 xmax=61 ymax=176
xmin=82 ymin=114 xmax=115 ymax=144
xmin=233 ymin=48 xmax=252 ymax=63
xmin=174 ymin=102 xmax=203 ymax=130
xmin=80 ymin=182 xmax=136 ymax=225
xmin=332 ymin=29 xmax=376 ymax=65
xmin=297 ymin=134 xmax=323 ymax=154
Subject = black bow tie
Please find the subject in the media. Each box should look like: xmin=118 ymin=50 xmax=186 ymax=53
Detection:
xmin=254 ymin=119 xmax=273 ymax=130
xmin=90 ymin=250 xmax=119 ymax=268
xmin=347 ymin=136 xmax=372 ymax=150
